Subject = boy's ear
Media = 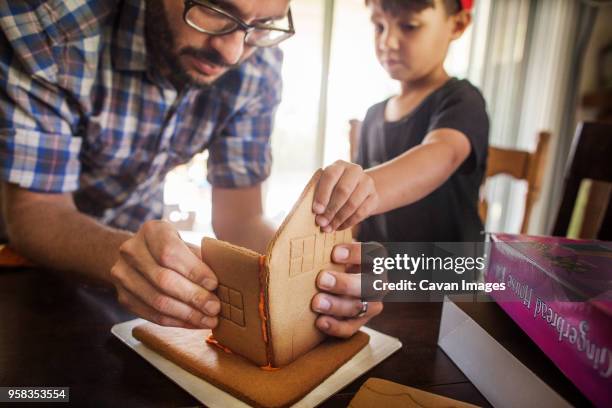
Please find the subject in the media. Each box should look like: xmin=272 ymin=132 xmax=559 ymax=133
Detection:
xmin=450 ymin=10 xmax=472 ymax=40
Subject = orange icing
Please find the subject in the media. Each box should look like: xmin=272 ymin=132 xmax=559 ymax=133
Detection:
xmin=258 ymin=255 xmax=269 ymax=343
xmin=205 ymin=334 xmax=233 ymax=354
xmin=258 ymin=254 xmax=278 ymax=370
xmin=0 ymin=245 xmax=33 ymax=267
xmin=260 ymin=363 xmax=280 ymax=372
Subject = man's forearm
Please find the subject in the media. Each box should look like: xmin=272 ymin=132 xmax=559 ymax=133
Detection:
xmin=214 ymin=214 xmax=276 ymax=253
xmin=6 ymin=199 xmax=132 ymax=285
xmin=211 ymin=184 xmax=276 ymax=253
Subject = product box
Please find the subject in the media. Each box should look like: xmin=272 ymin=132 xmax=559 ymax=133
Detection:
xmin=438 ymin=298 xmax=590 ymax=407
xmin=485 ymin=233 xmax=612 ymax=407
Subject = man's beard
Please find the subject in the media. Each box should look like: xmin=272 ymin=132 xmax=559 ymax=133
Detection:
xmin=145 ymin=0 xmax=235 ymax=89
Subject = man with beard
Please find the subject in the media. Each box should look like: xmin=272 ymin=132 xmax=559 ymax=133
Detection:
xmin=0 ymin=0 xmax=382 ymax=338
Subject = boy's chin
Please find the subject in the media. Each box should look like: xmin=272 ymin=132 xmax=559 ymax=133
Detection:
xmin=387 ymin=71 xmax=405 ymax=81
xmin=385 ymin=68 xmax=414 ymax=82
xmin=385 ymin=67 xmax=435 ymax=84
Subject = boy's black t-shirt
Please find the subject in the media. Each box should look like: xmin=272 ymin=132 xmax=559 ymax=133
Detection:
xmin=357 ymin=78 xmax=489 ymax=243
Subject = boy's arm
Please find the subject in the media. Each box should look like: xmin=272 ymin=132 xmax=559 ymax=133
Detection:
xmin=313 ymin=128 xmax=471 ymax=232
xmin=368 ymin=128 xmax=471 ymax=215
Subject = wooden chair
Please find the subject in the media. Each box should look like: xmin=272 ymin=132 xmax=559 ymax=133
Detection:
xmin=552 ymin=122 xmax=612 ymax=239
xmin=479 ymin=132 xmax=551 ymax=233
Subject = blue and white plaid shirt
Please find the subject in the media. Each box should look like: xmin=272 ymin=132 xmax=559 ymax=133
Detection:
xmin=0 ymin=0 xmax=283 ymax=232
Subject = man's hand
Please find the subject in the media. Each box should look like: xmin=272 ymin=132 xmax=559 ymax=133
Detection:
xmin=110 ymin=220 xmax=220 ymax=329
xmin=313 ymin=160 xmax=378 ymax=233
xmin=311 ymin=242 xmax=383 ymax=338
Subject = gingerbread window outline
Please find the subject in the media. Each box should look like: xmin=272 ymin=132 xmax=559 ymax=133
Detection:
xmin=217 ymin=284 xmax=245 ymax=327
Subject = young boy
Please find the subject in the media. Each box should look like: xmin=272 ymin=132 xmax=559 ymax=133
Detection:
xmin=312 ymin=0 xmax=489 ymax=243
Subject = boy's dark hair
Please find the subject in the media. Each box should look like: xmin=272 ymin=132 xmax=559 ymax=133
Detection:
xmin=366 ymin=0 xmax=461 ymax=15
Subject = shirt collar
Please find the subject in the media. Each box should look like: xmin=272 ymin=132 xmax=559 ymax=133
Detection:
xmin=112 ymin=0 xmax=148 ymax=72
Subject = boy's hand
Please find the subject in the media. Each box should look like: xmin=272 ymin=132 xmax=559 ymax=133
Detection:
xmin=313 ymin=160 xmax=378 ymax=232
xmin=312 ymin=243 xmax=383 ymax=338
xmin=110 ymin=220 xmax=220 ymax=329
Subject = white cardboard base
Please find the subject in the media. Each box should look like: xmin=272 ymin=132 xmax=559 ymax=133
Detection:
xmin=112 ymin=318 xmax=401 ymax=408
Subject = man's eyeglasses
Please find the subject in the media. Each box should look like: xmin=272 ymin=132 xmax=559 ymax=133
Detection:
xmin=183 ymin=0 xmax=295 ymax=47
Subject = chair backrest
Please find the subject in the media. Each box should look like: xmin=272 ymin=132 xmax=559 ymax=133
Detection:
xmin=552 ymin=122 xmax=612 ymax=239
xmin=479 ymin=131 xmax=551 ymax=233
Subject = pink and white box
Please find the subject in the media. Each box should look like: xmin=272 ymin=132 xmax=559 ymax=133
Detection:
xmin=486 ymin=233 xmax=612 ymax=407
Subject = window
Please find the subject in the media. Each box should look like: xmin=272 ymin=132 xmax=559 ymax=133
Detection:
xmin=325 ymin=0 xmax=474 ymax=165
xmin=164 ymin=0 xmax=327 ymax=234
xmin=164 ymin=0 xmax=477 ymax=235
xmin=264 ymin=0 xmax=326 ymax=223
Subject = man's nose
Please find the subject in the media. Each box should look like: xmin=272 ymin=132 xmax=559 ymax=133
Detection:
xmin=210 ymin=30 xmax=246 ymax=66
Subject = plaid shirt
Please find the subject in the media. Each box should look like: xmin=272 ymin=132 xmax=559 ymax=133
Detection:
xmin=0 ymin=0 xmax=283 ymax=232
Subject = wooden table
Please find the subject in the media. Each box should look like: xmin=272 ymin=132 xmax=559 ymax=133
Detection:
xmin=0 ymin=266 xmax=490 ymax=407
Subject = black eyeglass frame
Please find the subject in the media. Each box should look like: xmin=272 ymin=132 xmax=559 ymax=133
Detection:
xmin=182 ymin=0 xmax=295 ymax=47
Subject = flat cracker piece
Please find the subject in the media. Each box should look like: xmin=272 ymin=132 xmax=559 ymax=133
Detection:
xmin=349 ymin=378 xmax=480 ymax=408
xmin=133 ymin=323 xmax=369 ymax=408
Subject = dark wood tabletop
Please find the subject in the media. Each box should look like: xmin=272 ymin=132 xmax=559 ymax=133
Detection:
xmin=0 ymin=266 xmax=490 ymax=407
